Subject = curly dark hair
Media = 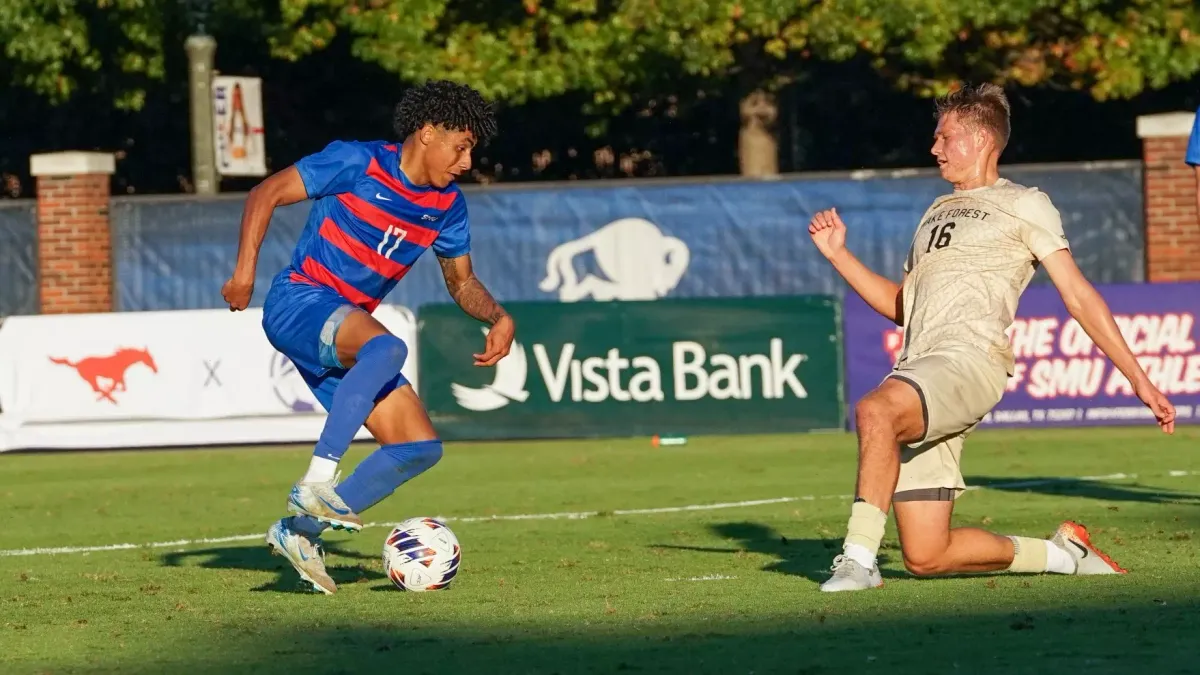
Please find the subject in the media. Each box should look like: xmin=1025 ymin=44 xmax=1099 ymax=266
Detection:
xmin=392 ymin=80 xmax=498 ymax=144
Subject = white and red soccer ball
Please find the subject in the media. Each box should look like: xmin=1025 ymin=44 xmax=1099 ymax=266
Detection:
xmin=382 ymin=517 xmax=461 ymax=592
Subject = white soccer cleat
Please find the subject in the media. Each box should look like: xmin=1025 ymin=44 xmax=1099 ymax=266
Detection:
xmin=819 ymin=554 xmax=884 ymax=592
xmin=286 ymin=473 xmax=363 ymax=532
xmin=1050 ymin=520 xmax=1128 ymax=575
xmin=266 ymin=518 xmax=338 ymax=595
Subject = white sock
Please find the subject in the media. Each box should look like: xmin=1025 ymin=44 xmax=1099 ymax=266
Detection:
xmin=301 ymin=456 xmax=338 ymax=483
xmin=844 ymin=542 xmax=876 ymax=569
xmin=1044 ymin=540 xmax=1077 ymax=574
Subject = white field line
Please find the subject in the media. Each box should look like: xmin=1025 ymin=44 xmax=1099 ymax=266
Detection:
xmin=2 ymin=469 xmax=1197 ymax=559
xmin=665 ymin=574 xmax=738 ymax=582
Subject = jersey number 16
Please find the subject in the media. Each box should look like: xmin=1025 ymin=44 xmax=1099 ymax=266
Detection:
xmin=925 ymin=221 xmax=955 ymax=253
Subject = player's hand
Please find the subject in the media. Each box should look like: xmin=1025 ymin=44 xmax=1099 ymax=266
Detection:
xmin=808 ymin=208 xmax=848 ymax=260
xmin=221 ymin=275 xmax=254 ymax=311
xmin=1134 ymin=378 xmax=1176 ymax=434
xmin=474 ymin=314 xmax=515 ymax=367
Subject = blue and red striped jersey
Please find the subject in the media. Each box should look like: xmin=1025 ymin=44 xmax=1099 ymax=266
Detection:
xmin=287 ymin=140 xmax=470 ymax=311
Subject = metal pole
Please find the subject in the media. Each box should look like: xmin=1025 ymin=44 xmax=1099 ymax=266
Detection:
xmin=185 ymin=34 xmax=218 ymax=194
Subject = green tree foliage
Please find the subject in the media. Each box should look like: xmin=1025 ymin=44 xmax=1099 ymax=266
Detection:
xmin=0 ymin=0 xmax=164 ymax=109
xmin=271 ymin=0 xmax=1200 ymax=174
xmin=0 ymin=0 xmax=265 ymax=110
xmin=4 ymin=1 xmax=1200 ymax=174
xmin=269 ymin=0 xmax=648 ymax=111
xmin=849 ymin=0 xmax=1200 ymax=100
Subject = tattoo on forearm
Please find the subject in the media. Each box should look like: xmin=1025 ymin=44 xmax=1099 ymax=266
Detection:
xmin=439 ymin=257 xmax=507 ymax=324
xmin=454 ymin=278 xmax=507 ymax=324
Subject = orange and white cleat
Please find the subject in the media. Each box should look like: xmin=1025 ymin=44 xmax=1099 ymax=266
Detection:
xmin=1051 ymin=521 xmax=1128 ymax=575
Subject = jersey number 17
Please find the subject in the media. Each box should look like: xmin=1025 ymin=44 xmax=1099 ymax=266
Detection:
xmin=377 ymin=225 xmax=407 ymax=259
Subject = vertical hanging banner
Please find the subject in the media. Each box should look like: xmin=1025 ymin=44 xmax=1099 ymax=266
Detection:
xmin=212 ymin=75 xmax=267 ymax=177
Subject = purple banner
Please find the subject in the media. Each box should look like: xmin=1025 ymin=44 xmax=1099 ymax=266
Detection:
xmin=843 ymin=282 xmax=1200 ymax=429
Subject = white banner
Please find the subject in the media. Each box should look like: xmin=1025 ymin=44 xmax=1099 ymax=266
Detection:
xmin=212 ymin=75 xmax=267 ymax=177
xmin=0 ymin=306 xmax=417 ymax=451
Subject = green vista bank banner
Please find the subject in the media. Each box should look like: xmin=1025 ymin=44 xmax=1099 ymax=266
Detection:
xmin=417 ymin=297 xmax=844 ymax=440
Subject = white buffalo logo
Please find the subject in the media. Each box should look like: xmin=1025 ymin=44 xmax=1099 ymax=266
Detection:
xmin=451 ymin=327 xmax=531 ymax=411
xmin=539 ymin=217 xmax=690 ymax=302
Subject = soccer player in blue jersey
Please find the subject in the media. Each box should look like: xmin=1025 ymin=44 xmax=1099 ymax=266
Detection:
xmin=220 ymin=80 xmax=513 ymax=595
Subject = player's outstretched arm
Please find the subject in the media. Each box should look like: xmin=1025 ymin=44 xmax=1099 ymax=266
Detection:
xmin=221 ymin=166 xmax=309 ymax=310
xmin=1041 ymin=249 xmax=1176 ymax=433
xmin=808 ymin=208 xmax=905 ymax=325
xmin=437 ymin=254 xmax=515 ymax=367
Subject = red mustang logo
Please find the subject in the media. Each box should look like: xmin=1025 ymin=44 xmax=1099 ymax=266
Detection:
xmin=50 ymin=347 xmax=158 ymax=404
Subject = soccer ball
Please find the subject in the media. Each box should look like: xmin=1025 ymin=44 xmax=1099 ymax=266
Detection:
xmin=382 ymin=517 xmax=462 ymax=592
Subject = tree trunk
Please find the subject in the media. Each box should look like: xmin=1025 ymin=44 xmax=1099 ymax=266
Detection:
xmin=738 ymin=88 xmax=779 ymax=177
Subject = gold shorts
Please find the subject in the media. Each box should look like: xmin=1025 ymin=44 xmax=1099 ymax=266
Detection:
xmin=885 ymin=349 xmax=1008 ymax=502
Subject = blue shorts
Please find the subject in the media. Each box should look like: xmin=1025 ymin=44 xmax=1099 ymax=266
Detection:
xmin=262 ymin=270 xmax=407 ymax=411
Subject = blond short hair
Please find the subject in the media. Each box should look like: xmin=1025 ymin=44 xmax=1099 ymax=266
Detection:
xmin=935 ymin=83 xmax=1011 ymax=152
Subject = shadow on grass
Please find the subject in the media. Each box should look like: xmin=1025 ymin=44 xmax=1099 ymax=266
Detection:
xmin=160 ymin=541 xmax=385 ymax=593
xmin=95 ymin=599 xmax=1198 ymax=675
xmin=650 ymin=521 xmax=909 ymax=583
xmin=966 ymin=475 xmax=1200 ymax=505
xmin=650 ymin=521 xmax=1126 ymax=584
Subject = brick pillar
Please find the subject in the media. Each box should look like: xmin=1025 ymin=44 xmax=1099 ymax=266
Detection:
xmin=1137 ymin=111 xmax=1199 ymax=282
xmin=29 ymin=152 xmax=116 ymax=314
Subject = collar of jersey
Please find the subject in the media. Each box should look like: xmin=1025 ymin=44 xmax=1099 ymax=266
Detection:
xmin=955 ymin=177 xmax=1009 ymax=193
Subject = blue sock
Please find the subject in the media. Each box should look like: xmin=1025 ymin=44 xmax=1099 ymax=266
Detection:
xmin=290 ymin=440 xmax=443 ymax=536
xmin=313 ymin=334 xmax=408 ymax=463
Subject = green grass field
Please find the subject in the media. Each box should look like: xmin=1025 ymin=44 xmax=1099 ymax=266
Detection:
xmin=2 ymin=426 xmax=1198 ymax=674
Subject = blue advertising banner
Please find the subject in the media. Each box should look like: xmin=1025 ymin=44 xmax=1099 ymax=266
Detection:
xmin=109 ymin=163 xmax=1142 ymax=312
xmin=843 ymin=282 xmax=1200 ymax=430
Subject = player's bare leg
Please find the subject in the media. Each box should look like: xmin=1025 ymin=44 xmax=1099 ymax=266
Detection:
xmin=363 ymin=384 xmax=438 ymax=445
xmin=821 ymin=378 xmax=924 ymax=592
xmin=852 ymin=378 xmax=925 ymax=510
xmin=333 ymin=309 xmax=394 ymax=368
xmin=892 ymin=499 xmax=1125 ymax=577
xmin=894 ymin=500 xmax=1022 ymax=575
